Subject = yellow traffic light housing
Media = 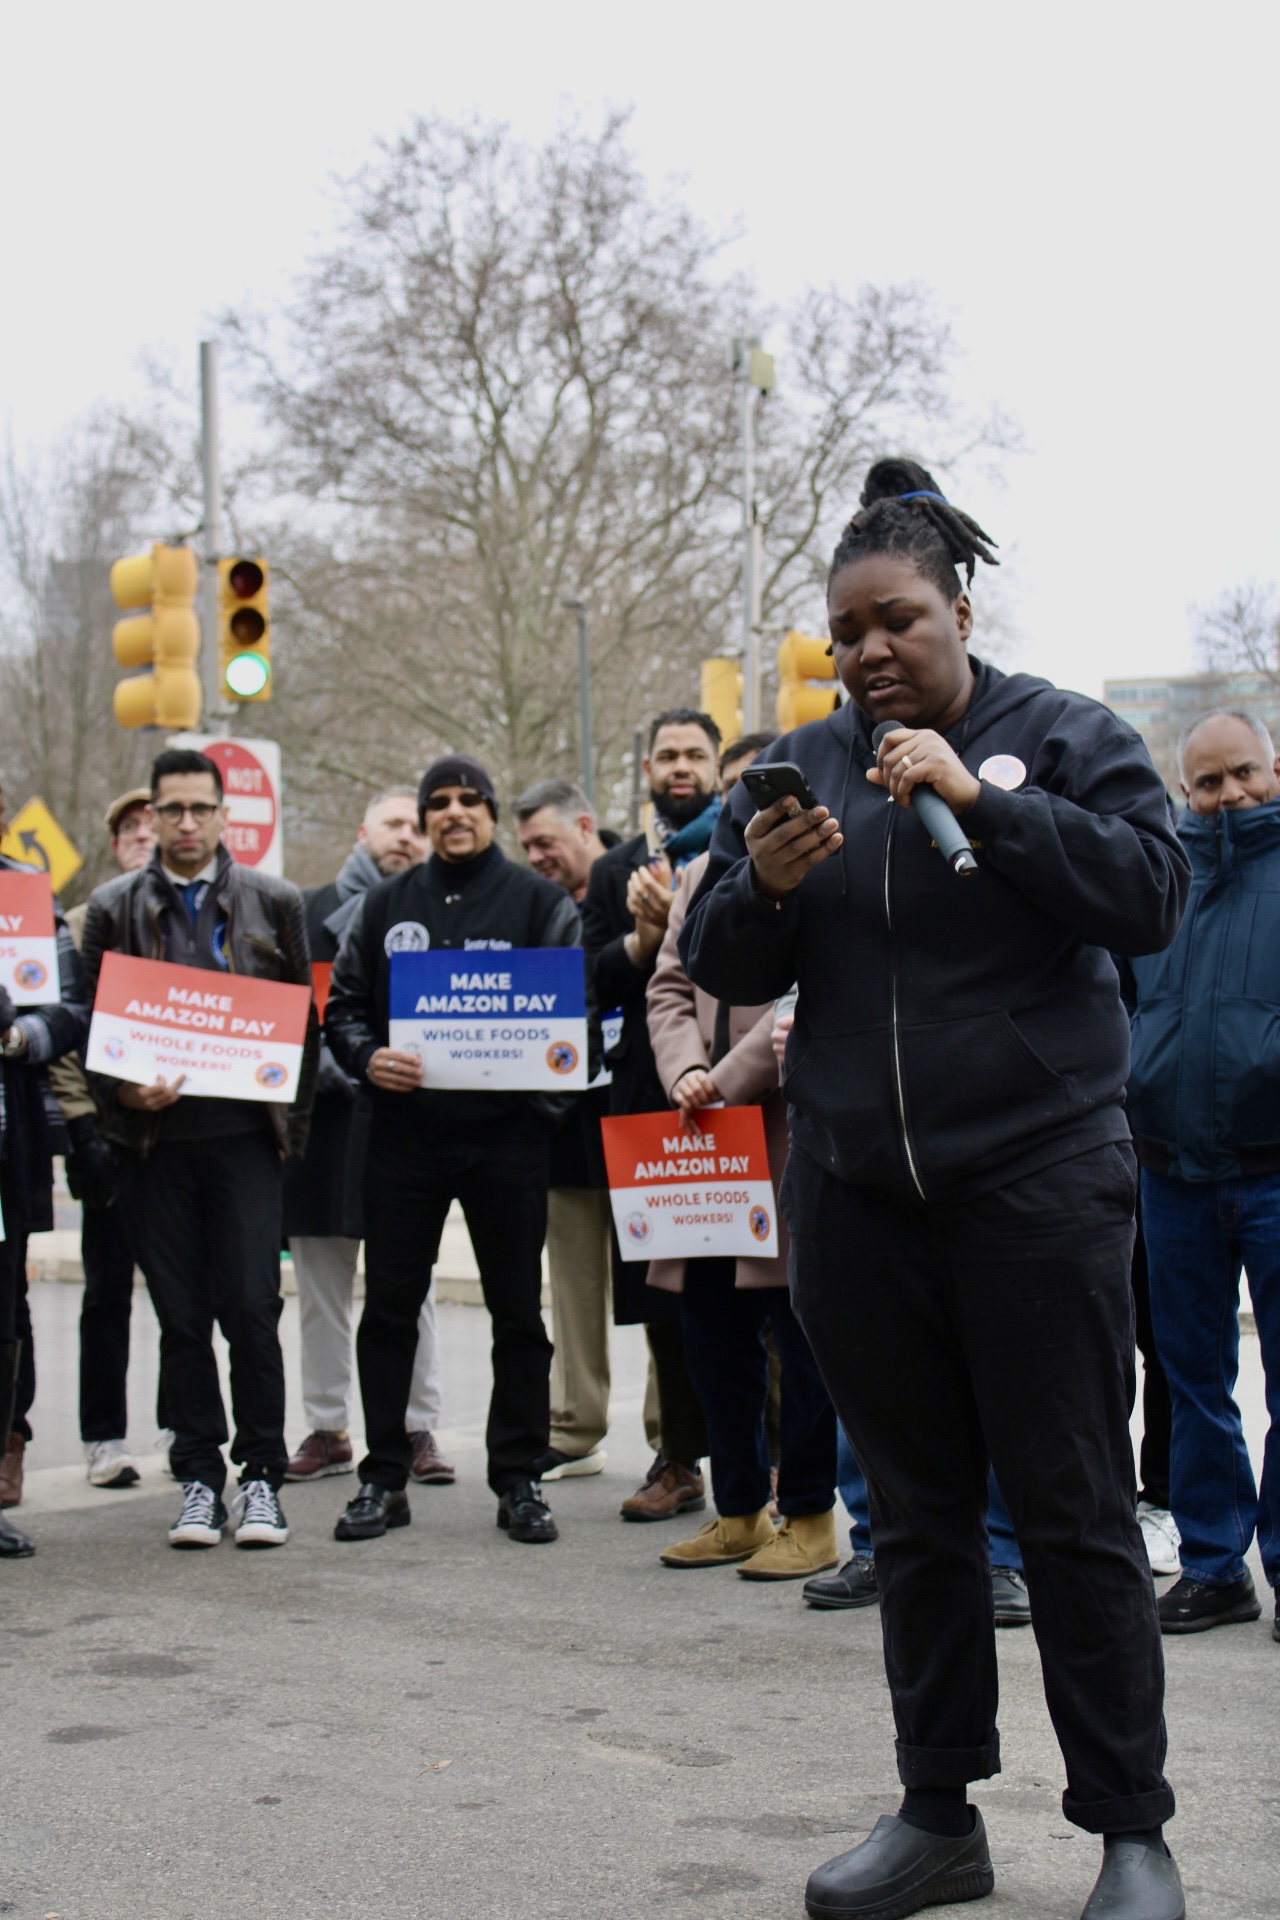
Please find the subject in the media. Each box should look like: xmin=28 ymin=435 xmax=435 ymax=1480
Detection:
xmin=700 ymin=656 xmax=744 ymax=749
xmin=110 ymin=543 xmax=202 ymax=730
xmin=776 ymin=629 xmax=839 ymax=730
xmin=219 ymin=555 xmax=271 ymax=702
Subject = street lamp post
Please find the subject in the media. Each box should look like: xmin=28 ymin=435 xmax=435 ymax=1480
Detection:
xmin=562 ymin=595 xmax=594 ymax=807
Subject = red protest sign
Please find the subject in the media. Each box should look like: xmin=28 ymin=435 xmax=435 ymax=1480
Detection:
xmin=87 ymin=952 xmax=310 ymax=1101
xmin=0 ymin=869 xmax=59 ymax=1005
xmin=600 ymin=1106 xmax=777 ymax=1261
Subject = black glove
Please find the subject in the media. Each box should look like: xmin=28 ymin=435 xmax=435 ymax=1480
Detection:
xmin=0 ymin=985 xmax=13 ymax=1039
xmin=64 ymin=1113 xmax=119 ymax=1211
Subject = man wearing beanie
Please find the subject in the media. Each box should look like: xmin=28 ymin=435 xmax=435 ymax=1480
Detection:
xmin=325 ymin=753 xmax=584 ymax=1544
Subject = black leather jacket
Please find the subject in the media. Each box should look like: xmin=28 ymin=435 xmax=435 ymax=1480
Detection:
xmin=80 ymin=846 xmax=319 ymax=1157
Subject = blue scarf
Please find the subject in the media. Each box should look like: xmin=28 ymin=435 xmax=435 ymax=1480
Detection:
xmin=659 ymin=794 xmax=722 ymax=872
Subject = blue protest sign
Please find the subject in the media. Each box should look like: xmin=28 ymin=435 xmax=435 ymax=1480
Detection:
xmin=389 ymin=948 xmax=588 ymax=1090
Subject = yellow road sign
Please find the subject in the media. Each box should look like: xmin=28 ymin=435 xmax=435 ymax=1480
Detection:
xmin=1 ymin=798 xmax=83 ymax=894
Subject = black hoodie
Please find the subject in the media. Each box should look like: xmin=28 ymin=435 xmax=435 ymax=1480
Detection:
xmin=678 ymin=659 xmax=1190 ymax=1204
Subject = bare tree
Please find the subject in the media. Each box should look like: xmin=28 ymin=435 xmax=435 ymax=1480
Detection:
xmin=1192 ymin=581 xmax=1280 ymax=682
xmin=229 ymin=112 xmax=1017 ymax=834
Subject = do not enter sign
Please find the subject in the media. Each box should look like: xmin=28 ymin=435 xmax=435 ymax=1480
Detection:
xmin=171 ymin=734 xmax=282 ymax=875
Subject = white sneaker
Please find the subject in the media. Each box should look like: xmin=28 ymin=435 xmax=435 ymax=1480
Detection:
xmin=1137 ymin=1501 xmax=1181 ymax=1576
xmin=538 ymin=1447 xmax=607 ymax=1481
xmin=231 ymin=1479 xmax=289 ymax=1548
xmin=169 ymin=1481 xmax=227 ymax=1548
xmin=85 ymin=1439 xmax=140 ymax=1488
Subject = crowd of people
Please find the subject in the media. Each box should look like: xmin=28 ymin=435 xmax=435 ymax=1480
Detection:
xmin=0 ymin=458 xmax=1276 ymax=1920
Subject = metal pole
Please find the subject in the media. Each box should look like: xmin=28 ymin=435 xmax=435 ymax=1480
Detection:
xmin=199 ymin=340 xmax=224 ymax=730
xmin=562 ymin=596 xmax=594 ymax=806
xmin=739 ymin=347 xmax=760 ymax=732
xmin=628 ymin=725 xmax=644 ymax=835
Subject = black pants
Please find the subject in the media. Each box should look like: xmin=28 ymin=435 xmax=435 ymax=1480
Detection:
xmin=0 ymin=1169 xmax=31 ymax=1437
xmin=1131 ymin=1193 xmax=1172 ymax=1511
xmin=680 ymin=1257 xmax=836 ymax=1518
xmin=644 ymin=1317 xmax=708 ymax=1468
xmin=358 ymin=1115 xmax=553 ymax=1494
xmin=121 ymin=1130 xmax=287 ymax=1492
xmin=786 ymin=1141 xmax=1173 ymax=1836
xmin=79 ymin=1203 xmax=137 ymax=1443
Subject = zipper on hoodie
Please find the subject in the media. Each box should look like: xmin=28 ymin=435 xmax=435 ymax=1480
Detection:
xmin=883 ymin=808 xmax=926 ymax=1202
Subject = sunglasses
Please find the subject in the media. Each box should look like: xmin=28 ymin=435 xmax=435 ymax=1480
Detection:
xmin=424 ymin=790 xmax=488 ymax=812
xmin=153 ymin=802 xmax=221 ymax=824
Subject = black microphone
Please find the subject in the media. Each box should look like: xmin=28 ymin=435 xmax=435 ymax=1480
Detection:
xmin=871 ymin=720 xmax=979 ymax=877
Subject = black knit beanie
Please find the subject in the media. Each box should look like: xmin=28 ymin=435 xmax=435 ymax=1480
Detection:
xmin=418 ymin=753 xmax=499 ymax=827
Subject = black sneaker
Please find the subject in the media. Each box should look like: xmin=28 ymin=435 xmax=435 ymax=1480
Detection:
xmin=1158 ymin=1569 xmax=1261 ymax=1633
xmin=334 ymin=1482 xmax=411 ymax=1541
xmin=992 ymin=1565 xmax=1032 ymax=1627
xmin=497 ymin=1478 xmax=558 ymax=1543
xmin=231 ymin=1479 xmax=288 ymax=1548
xmin=168 ymin=1480 xmax=228 ymax=1549
xmin=804 ymin=1553 xmax=878 ymax=1610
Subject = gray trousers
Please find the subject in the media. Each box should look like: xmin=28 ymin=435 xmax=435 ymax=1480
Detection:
xmin=290 ymin=1236 xmax=442 ymax=1434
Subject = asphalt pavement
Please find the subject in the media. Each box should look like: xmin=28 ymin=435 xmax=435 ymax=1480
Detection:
xmin=2 ymin=1279 xmax=1275 ymax=1920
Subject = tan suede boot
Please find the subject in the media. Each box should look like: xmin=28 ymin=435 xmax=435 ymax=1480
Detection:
xmin=659 ymin=1508 xmax=775 ymax=1568
xmin=737 ymin=1509 xmax=839 ymax=1581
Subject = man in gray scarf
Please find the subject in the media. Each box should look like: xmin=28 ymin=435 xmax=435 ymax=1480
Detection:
xmin=284 ymin=790 xmax=454 ymax=1485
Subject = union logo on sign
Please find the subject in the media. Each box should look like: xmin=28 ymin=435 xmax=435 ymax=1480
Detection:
xmin=749 ymin=1206 xmax=771 ymax=1241
xmin=624 ymin=1211 xmax=652 ymax=1246
xmin=14 ymin=960 xmax=47 ymax=991
xmin=103 ymin=1036 xmax=127 ymax=1062
xmin=546 ymin=1040 xmax=579 ymax=1075
xmin=255 ymin=1061 xmax=288 ymax=1088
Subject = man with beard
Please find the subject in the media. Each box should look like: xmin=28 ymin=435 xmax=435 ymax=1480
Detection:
xmin=284 ymin=789 xmax=452 ymax=1487
xmin=581 ymin=709 xmax=721 ymax=1521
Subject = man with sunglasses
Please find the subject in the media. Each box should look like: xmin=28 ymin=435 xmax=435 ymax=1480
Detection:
xmin=80 ymin=749 xmax=318 ymax=1551
xmin=325 ymin=753 xmax=584 ymax=1545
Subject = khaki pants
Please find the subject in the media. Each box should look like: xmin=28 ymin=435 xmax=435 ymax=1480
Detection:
xmin=546 ymin=1188 xmax=613 ymax=1455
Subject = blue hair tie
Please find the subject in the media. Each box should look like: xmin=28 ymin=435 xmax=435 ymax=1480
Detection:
xmin=898 ymin=489 xmax=948 ymax=503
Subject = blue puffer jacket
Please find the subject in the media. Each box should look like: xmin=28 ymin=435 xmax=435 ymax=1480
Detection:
xmin=1126 ymin=798 xmax=1280 ymax=1180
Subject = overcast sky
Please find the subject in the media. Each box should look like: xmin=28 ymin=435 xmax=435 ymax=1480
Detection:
xmin=3 ymin=1 xmax=1275 ymax=700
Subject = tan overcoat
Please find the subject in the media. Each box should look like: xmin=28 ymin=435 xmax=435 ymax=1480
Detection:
xmin=644 ymin=851 xmax=790 ymax=1291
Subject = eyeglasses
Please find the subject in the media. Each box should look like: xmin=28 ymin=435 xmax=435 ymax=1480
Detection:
xmin=424 ymin=790 xmax=487 ymax=812
xmin=153 ymin=802 xmax=221 ymax=824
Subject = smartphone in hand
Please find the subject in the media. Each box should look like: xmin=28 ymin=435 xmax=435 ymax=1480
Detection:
xmin=739 ymin=762 xmax=820 ymax=814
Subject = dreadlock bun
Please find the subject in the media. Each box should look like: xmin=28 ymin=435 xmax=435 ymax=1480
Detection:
xmin=859 ymin=457 xmax=942 ymax=508
xmin=829 ymin=457 xmax=999 ymax=595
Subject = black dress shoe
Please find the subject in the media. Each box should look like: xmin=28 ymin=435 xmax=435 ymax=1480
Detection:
xmin=333 ymin=1482 xmax=410 ymax=1541
xmin=1157 ymin=1569 xmax=1260 ymax=1633
xmin=804 ymin=1554 xmax=878 ymax=1610
xmin=991 ymin=1565 xmax=1031 ymax=1627
xmin=806 ymin=1811 xmax=993 ymax=1918
xmin=0 ymin=1510 xmax=34 ymax=1558
xmin=497 ymin=1478 xmax=558 ymax=1543
xmin=1080 ymin=1840 xmax=1184 ymax=1919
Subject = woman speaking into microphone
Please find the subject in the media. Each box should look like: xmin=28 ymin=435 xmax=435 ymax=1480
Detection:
xmin=679 ymin=460 xmax=1190 ymax=1920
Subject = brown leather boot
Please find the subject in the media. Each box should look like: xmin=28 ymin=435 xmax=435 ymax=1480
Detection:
xmin=620 ymin=1456 xmax=706 ymax=1523
xmin=408 ymin=1431 xmax=457 ymax=1485
xmin=0 ymin=1431 xmax=26 ymax=1509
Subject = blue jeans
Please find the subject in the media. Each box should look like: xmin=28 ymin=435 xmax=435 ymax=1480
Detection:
xmin=837 ymin=1424 xmax=1022 ymax=1571
xmin=1141 ymin=1167 xmax=1280 ymax=1588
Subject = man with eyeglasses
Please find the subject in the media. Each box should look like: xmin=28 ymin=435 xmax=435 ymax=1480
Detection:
xmin=80 ymin=748 xmax=318 ymax=1552
xmin=325 ymin=753 xmax=583 ymax=1545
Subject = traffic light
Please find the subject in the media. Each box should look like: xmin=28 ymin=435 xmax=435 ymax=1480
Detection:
xmin=776 ymin=629 xmax=839 ymax=730
xmin=218 ymin=555 xmax=271 ymax=701
xmin=110 ymin=543 xmax=202 ymax=730
xmin=700 ymin=656 xmax=744 ymax=747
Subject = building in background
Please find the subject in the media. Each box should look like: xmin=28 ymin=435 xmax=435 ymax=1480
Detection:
xmin=1105 ymin=671 xmax=1280 ymax=794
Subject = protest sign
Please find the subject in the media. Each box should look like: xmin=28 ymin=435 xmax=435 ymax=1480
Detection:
xmin=600 ymin=1106 xmax=778 ymax=1261
xmin=389 ymin=948 xmax=588 ymax=1091
xmin=0 ymin=869 xmax=60 ymax=1006
xmin=86 ymin=952 xmax=310 ymax=1101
